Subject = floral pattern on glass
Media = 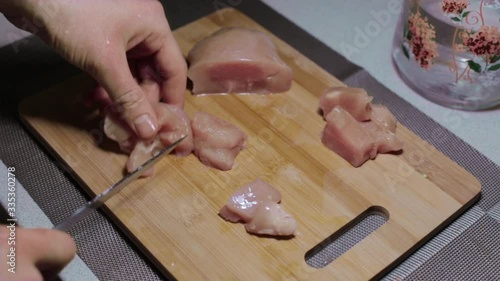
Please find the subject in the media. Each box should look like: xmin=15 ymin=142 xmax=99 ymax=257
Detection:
xmin=439 ymin=0 xmax=500 ymax=82
xmin=442 ymin=0 xmax=470 ymax=15
xmin=403 ymin=10 xmax=439 ymax=69
xmin=402 ymin=0 xmax=499 ymax=79
xmin=460 ymin=26 xmax=500 ymax=71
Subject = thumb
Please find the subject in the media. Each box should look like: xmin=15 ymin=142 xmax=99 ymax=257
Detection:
xmin=95 ymin=53 xmax=158 ymax=139
xmin=18 ymin=228 xmax=76 ymax=279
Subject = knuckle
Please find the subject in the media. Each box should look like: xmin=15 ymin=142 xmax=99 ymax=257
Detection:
xmin=114 ymin=88 xmax=146 ymax=111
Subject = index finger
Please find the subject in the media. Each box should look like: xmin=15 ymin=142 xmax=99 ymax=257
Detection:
xmin=155 ymin=32 xmax=187 ymax=108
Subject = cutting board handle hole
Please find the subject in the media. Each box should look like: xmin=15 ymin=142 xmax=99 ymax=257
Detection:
xmin=304 ymin=206 xmax=389 ymax=268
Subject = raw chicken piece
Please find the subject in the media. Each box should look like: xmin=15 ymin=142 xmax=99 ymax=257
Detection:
xmin=155 ymin=104 xmax=194 ymax=157
xmin=103 ymin=103 xmax=194 ymax=176
xmin=118 ymin=138 xmax=136 ymax=154
xmin=126 ymin=103 xmax=193 ymax=174
xmin=187 ymin=27 xmax=293 ymax=95
xmin=103 ymin=114 xmax=132 ymax=143
xmin=192 ymin=112 xmax=247 ymax=171
xmin=127 ymin=141 xmax=160 ymax=177
xmin=363 ymin=104 xmax=402 ymax=153
xmin=319 ymin=87 xmax=373 ymax=121
xmin=218 ymin=205 xmax=242 ymax=223
xmin=103 ymin=112 xmax=140 ymax=156
xmin=360 ymin=122 xmax=404 ymax=154
xmin=220 ymin=179 xmax=282 ymax=222
xmin=370 ymin=104 xmax=397 ymax=133
xmin=104 ymin=114 xmax=158 ymax=176
xmin=244 ymin=201 xmax=297 ymax=236
xmin=321 ymin=106 xmax=378 ymax=167
xmin=219 ymin=179 xmax=297 ymax=237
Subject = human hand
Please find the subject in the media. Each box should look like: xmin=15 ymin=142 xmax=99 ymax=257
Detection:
xmin=0 ymin=226 xmax=76 ymax=281
xmin=3 ymin=0 xmax=187 ymax=139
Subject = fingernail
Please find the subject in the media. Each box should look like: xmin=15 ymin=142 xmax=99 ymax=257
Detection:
xmin=134 ymin=114 xmax=157 ymax=138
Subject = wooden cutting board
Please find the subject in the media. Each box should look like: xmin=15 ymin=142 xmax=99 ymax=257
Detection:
xmin=19 ymin=8 xmax=480 ymax=281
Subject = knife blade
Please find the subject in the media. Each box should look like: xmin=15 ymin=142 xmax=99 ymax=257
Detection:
xmin=53 ymin=135 xmax=186 ymax=232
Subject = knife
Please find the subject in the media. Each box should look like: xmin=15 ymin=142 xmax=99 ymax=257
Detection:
xmin=53 ymin=135 xmax=186 ymax=232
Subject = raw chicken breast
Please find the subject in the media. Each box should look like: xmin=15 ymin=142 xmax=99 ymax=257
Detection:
xmin=155 ymin=103 xmax=194 ymax=157
xmin=220 ymin=179 xmax=282 ymax=222
xmin=322 ymin=106 xmax=378 ymax=167
xmin=103 ymin=113 xmax=138 ymax=155
xmin=127 ymin=141 xmax=160 ymax=177
xmin=103 ymin=114 xmax=132 ymax=143
xmin=361 ymin=122 xmax=404 ymax=154
xmin=371 ymin=104 xmax=397 ymax=133
xmin=104 ymin=113 xmax=157 ymax=176
xmin=187 ymin=27 xmax=293 ymax=95
xmin=127 ymin=103 xmax=194 ymax=174
xmin=103 ymin=103 xmax=194 ymax=176
xmin=244 ymin=201 xmax=297 ymax=236
xmin=218 ymin=206 xmax=242 ymax=223
xmin=192 ymin=112 xmax=247 ymax=171
xmin=319 ymin=87 xmax=373 ymax=121
xmin=362 ymin=105 xmax=403 ymax=153
xmin=219 ymin=179 xmax=297 ymax=237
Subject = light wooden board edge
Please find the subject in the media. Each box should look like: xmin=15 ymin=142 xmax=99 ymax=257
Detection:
xmin=371 ymin=192 xmax=480 ymax=280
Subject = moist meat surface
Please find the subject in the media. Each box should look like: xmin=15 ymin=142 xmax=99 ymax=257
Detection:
xmin=191 ymin=111 xmax=247 ymax=171
xmin=320 ymin=87 xmax=403 ymax=167
xmin=187 ymin=27 xmax=293 ymax=95
xmin=103 ymin=103 xmax=194 ymax=176
xmin=219 ymin=179 xmax=297 ymax=237
xmin=319 ymin=87 xmax=373 ymax=121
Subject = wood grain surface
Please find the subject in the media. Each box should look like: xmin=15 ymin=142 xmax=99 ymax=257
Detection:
xmin=18 ymin=8 xmax=481 ymax=281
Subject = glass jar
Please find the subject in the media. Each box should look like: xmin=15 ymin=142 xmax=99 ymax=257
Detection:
xmin=392 ymin=0 xmax=500 ymax=110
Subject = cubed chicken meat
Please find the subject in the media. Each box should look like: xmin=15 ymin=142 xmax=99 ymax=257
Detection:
xmin=219 ymin=178 xmax=282 ymax=222
xmin=370 ymin=104 xmax=397 ymax=133
xmin=155 ymin=104 xmax=194 ymax=157
xmin=361 ymin=104 xmax=403 ymax=153
xmin=320 ymin=93 xmax=403 ymax=167
xmin=360 ymin=122 xmax=404 ymax=154
xmin=103 ymin=103 xmax=194 ymax=176
xmin=321 ymin=106 xmax=378 ymax=167
xmin=187 ymin=27 xmax=293 ymax=95
xmin=219 ymin=179 xmax=297 ymax=237
xmin=191 ymin=112 xmax=247 ymax=171
xmin=244 ymin=201 xmax=297 ymax=236
xmin=319 ymin=87 xmax=373 ymax=121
